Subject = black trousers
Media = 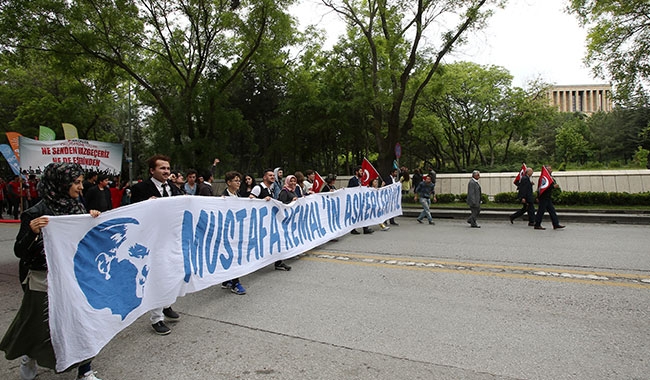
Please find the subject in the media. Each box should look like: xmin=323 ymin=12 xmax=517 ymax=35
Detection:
xmin=535 ymin=197 xmax=560 ymax=227
xmin=511 ymin=201 xmax=535 ymax=223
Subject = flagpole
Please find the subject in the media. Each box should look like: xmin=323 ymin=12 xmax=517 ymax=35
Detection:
xmin=128 ymin=81 xmax=133 ymax=184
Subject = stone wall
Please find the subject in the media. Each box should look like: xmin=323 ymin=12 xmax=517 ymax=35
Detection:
xmin=213 ymin=170 xmax=650 ymax=197
xmin=424 ymin=170 xmax=650 ymax=196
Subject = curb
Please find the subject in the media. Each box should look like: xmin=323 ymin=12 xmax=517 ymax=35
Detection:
xmin=401 ymin=208 xmax=650 ymax=225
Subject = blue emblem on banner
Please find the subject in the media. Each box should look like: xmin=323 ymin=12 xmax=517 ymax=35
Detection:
xmin=74 ymin=218 xmax=150 ymax=320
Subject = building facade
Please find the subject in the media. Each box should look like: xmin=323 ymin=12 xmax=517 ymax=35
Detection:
xmin=548 ymin=84 xmax=613 ymax=114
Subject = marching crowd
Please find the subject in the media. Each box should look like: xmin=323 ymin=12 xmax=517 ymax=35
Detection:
xmin=1 ymin=154 xmax=564 ymax=380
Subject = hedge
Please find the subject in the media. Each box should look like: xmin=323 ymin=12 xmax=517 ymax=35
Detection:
xmin=491 ymin=191 xmax=650 ymax=206
xmin=402 ymin=191 xmax=650 ymax=206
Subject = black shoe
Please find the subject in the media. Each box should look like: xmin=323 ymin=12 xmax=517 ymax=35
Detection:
xmin=509 ymin=216 xmax=514 ymax=224
xmin=534 ymin=225 xmax=545 ymax=230
xmin=470 ymin=225 xmax=481 ymax=228
xmin=152 ymin=321 xmax=171 ymax=335
xmin=553 ymin=225 xmax=565 ymax=230
xmin=163 ymin=307 xmax=180 ymax=321
xmin=275 ymin=262 xmax=292 ymax=271
xmin=351 ymin=229 xmax=360 ymax=235
xmin=390 ymin=221 xmax=399 ymax=226
xmin=363 ymin=228 xmax=374 ymax=234
xmin=429 ymin=221 xmax=435 ymax=225
xmin=528 ymin=222 xmax=535 ymax=226
xmin=416 ymin=219 xmax=423 ymax=224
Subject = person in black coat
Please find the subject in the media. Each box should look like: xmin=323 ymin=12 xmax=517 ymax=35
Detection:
xmin=348 ymin=166 xmax=373 ymax=235
xmin=509 ymin=167 xmax=536 ymax=226
xmin=85 ymin=173 xmax=113 ymax=212
xmin=130 ymin=154 xmax=183 ymax=336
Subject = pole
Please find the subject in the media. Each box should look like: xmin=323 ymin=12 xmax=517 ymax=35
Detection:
xmin=128 ymin=81 xmax=133 ymax=184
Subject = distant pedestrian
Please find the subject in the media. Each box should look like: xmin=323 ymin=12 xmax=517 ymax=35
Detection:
xmin=384 ymin=168 xmax=399 ymax=226
xmin=85 ymin=173 xmax=112 ymax=212
xmin=411 ymin=169 xmax=423 ymax=194
xmin=509 ymin=167 xmax=535 ymax=226
xmin=414 ymin=175 xmax=436 ymax=225
xmin=466 ymin=170 xmax=481 ymax=228
xmin=400 ymin=169 xmax=411 ymax=195
xmin=534 ymin=165 xmax=565 ymax=230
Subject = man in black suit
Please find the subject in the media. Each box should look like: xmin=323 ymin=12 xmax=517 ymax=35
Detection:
xmin=131 ymin=154 xmax=183 ymax=335
xmin=509 ymin=167 xmax=536 ymax=226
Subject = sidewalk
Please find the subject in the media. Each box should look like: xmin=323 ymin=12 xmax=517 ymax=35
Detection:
xmin=402 ymin=206 xmax=650 ymax=225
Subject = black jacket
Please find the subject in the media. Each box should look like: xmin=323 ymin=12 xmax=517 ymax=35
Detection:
xmin=517 ymin=175 xmax=534 ymax=203
xmin=131 ymin=178 xmax=183 ymax=203
xmin=15 ymin=201 xmax=53 ymax=283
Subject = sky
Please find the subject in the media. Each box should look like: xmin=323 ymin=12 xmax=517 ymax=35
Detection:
xmin=291 ymin=0 xmax=602 ymax=88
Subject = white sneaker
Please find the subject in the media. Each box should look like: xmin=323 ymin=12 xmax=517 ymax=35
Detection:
xmin=78 ymin=371 xmax=103 ymax=380
xmin=19 ymin=355 xmax=37 ymax=380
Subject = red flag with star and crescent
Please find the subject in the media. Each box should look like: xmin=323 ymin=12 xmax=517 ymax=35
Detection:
xmin=514 ymin=162 xmax=527 ymax=185
xmin=312 ymin=171 xmax=325 ymax=193
xmin=537 ymin=165 xmax=553 ymax=196
xmin=361 ymin=157 xmax=380 ymax=186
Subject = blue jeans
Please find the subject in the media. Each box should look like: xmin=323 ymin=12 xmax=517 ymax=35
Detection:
xmin=418 ymin=198 xmax=432 ymax=222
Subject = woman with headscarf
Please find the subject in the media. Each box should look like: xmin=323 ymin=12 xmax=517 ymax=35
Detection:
xmin=274 ymin=175 xmax=297 ymax=271
xmin=278 ymin=175 xmax=298 ymax=204
xmin=0 ymin=163 xmax=102 ymax=380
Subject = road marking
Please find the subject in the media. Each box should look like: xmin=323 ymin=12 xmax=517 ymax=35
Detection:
xmin=303 ymin=251 xmax=650 ymax=289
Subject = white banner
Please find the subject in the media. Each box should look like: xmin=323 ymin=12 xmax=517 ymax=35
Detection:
xmin=43 ymin=183 xmax=402 ymax=371
xmin=18 ymin=136 xmax=123 ymax=175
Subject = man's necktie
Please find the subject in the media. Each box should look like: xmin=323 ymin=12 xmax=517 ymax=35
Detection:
xmin=162 ymin=183 xmax=169 ymax=197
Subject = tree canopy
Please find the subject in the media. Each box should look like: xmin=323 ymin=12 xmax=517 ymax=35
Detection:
xmin=568 ymin=0 xmax=650 ymax=104
xmin=1 ymin=0 xmax=649 ymax=179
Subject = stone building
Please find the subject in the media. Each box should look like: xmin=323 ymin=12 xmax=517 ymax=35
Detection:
xmin=548 ymin=84 xmax=613 ymax=114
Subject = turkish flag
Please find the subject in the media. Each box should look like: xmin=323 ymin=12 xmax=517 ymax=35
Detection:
xmin=312 ymin=171 xmax=325 ymax=193
xmin=361 ymin=157 xmax=380 ymax=186
xmin=537 ymin=165 xmax=553 ymax=196
xmin=514 ymin=162 xmax=527 ymax=185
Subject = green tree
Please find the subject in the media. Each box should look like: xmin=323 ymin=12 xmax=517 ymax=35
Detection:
xmin=1 ymin=0 xmax=298 ymax=169
xmin=568 ymin=0 xmax=650 ymax=104
xmin=411 ymin=62 xmax=552 ymax=172
xmin=0 ymin=50 xmax=125 ymax=142
xmin=555 ymin=115 xmax=591 ymax=165
xmin=320 ymin=0 xmax=497 ymax=175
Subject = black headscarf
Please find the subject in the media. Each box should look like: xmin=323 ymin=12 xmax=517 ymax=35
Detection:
xmin=37 ymin=162 xmax=87 ymax=215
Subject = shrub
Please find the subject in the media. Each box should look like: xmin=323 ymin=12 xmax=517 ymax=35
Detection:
xmin=402 ymin=193 xmax=416 ymax=204
xmin=436 ymin=193 xmax=457 ymax=203
xmin=494 ymin=192 xmax=519 ymax=203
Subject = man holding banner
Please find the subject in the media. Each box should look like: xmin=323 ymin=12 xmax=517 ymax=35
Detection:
xmin=348 ymin=164 xmax=374 ymax=235
xmin=130 ymin=154 xmax=184 ymax=335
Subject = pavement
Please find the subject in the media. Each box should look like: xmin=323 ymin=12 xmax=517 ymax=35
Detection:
xmin=402 ymin=206 xmax=650 ymax=225
xmin=1 ymin=211 xmax=649 ymax=379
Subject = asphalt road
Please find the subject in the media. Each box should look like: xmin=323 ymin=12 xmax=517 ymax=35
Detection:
xmin=0 ymin=217 xmax=648 ymax=379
